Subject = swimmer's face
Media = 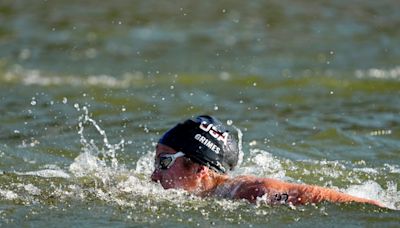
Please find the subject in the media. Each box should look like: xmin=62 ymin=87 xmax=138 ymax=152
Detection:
xmin=151 ymin=144 xmax=201 ymax=191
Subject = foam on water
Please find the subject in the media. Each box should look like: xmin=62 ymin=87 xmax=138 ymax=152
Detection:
xmin=20 ymin=184 xmax=41 ymax=196
xmin=0 ymin=189 xmax=18 ymax=200
xmin=385 ymin=164 xmax=400 ymax=174
xmin=355 ymin=66 xmax=400 ymax=80
xmin=2 ymin=65 xmax=145 ymax=88
xmin=16 ymin=169 xmax=71 ymax=179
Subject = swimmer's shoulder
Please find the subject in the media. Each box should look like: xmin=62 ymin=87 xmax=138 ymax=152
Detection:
xmin=211 ymin=175 xmax=280 ymax=201
xmin=228 ymin=176 xmax=297 ymax=204
xmin=226 ymin=175 xmax=271 ymax=202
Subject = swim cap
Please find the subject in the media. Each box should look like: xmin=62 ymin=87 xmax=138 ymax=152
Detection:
xmin=158 ymin=115 xmax=239 ymax=173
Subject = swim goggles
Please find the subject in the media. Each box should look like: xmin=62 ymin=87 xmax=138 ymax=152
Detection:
xmin=156 ymin=151 xmax=185 ymax=170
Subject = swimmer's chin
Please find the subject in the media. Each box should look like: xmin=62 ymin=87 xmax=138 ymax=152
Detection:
xmin=158 ymin=181 xmax=178 ymax=190
xmin=158 ymin=182 xmax=195 ymax=192
xmin=151 ymin=180 xmax=172 ymax=189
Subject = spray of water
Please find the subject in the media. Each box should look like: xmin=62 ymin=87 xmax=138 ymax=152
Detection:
xmin=66 ymin=105 xmax=202 ymax=209
xmin=227 ymin=119 xmax=244 ymax=168
xmin=75 ymin=105 xmax=124 ymax=169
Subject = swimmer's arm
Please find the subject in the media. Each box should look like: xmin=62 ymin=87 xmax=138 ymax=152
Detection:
xmin=263 ymin=178 xmax=385 ymax=207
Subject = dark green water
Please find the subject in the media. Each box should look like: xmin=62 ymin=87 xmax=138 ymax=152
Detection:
xmin=1 ymin=0 xmax=400 ymax=227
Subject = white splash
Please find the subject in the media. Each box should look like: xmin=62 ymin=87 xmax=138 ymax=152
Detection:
xmin=69 ymin=151 xmax=106 ymax=178
xmin=16 ymin=169 xmax=71 ymax=179
xmin=0 ymin=189 xmax=18 ymax=200
xmin=21 ymin=183 xmax=41 ymax=196
xmin=385 ymin=164 xmax=400 ymax=174
xmin=345 ymin=180 xmax=400 ymax=210
xmin=232 ymin=125 xmax=244 ymax=168
xmin=76 ymin=106 xmax=125 ymax=169
xmin=234 ymin=148 xmax=286 ymax=180
xmin=135 ymin=150 xmax=156 ymax=175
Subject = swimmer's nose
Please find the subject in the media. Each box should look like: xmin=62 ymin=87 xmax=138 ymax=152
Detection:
xmin=151 ymin=169 xmax=161 ymax=182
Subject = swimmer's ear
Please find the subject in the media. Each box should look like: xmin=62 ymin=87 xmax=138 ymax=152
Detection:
xmin=195 ymin=165 xmax=209 ymax=177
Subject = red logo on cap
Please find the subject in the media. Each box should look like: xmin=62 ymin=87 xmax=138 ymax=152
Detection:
xmin=199 ymin=121 xmax=228 ymax=145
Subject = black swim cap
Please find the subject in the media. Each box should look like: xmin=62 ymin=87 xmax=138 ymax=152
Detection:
xmin=158 ymin=115 xmax=239 ymax=173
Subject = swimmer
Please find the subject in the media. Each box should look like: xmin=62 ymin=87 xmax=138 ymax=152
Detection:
xmin=151 ymin=115 xmax=384 ymax=207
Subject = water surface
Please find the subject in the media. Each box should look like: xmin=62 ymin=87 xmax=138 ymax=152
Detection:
xmin=1 ymin=0 xmax=400 ymax=227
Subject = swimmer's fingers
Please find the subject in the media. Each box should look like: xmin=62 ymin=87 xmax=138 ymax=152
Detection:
xmin=368 ymin=199 xmax=386 ymax=208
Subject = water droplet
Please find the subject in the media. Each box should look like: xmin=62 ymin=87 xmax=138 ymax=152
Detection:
xmin=31 ymin=100 xmax=36 ymax=106
xmin=74 ymin=103 xmax=80 ymax=110
xmin=19 ymin=49 xmax=31 ymax=60
xmin=219 ymin=72 xmax=230 ymax=80
xmin=227 ymin=120 xmax=233 ymax=125
xmin=249 ymin=140 xmax=257 ymax=146
xmin=214 ymin=105 xmax=218 ymax=110
xmin=121 ymin=107 xmax=126 ymax=112
xmin=62 ymin=97 xmax=68 ymax=104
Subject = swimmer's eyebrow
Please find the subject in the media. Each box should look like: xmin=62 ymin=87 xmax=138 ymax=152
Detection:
xmin=155 ymin=152 xmax=163 ymax=158
xmin=155 ymin=151 xmax=173 ymax=158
